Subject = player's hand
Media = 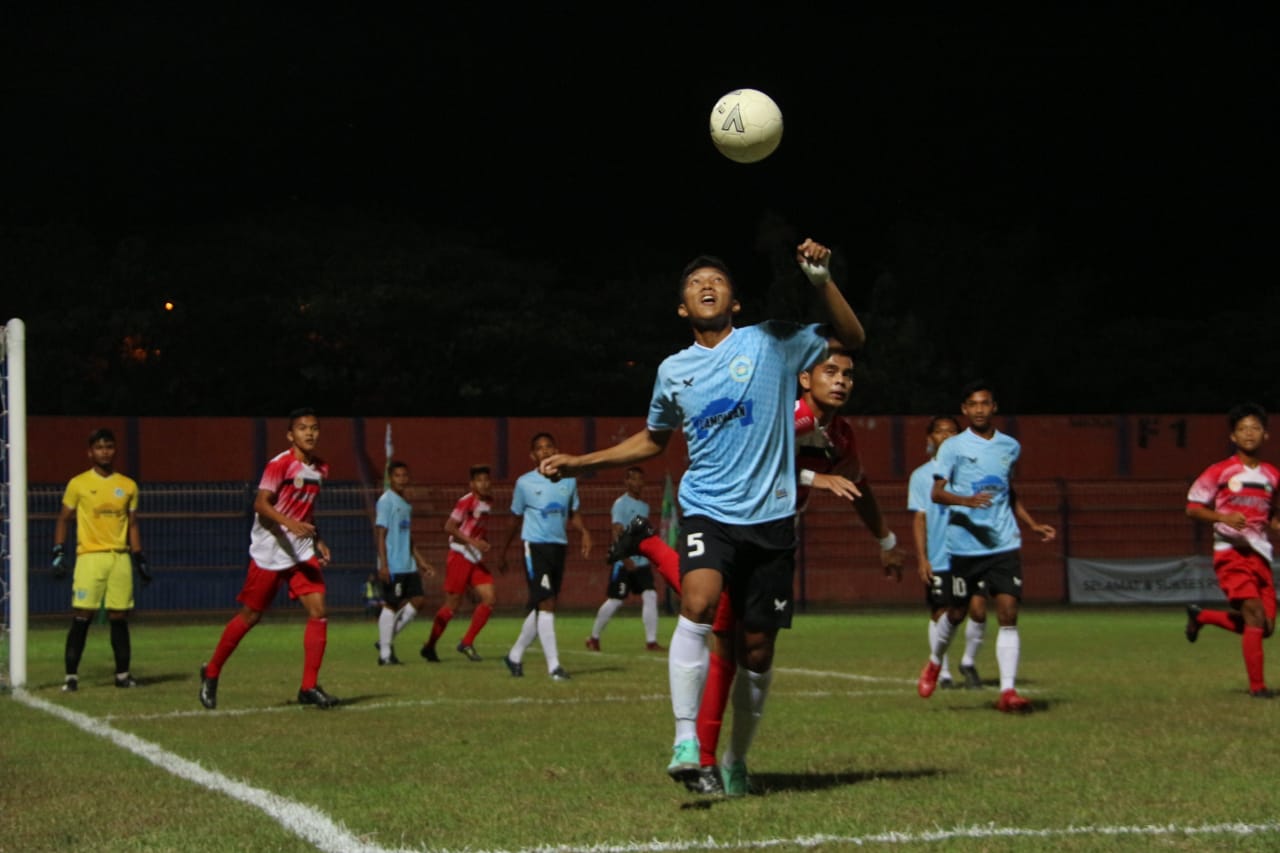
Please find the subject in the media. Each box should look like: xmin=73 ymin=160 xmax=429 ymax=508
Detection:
xmin=796 ymin=238 xmax=832 ymax=286
xmin=1032 ymin=523 xmax=1057 ymax=543
xmin=420 ymin=562 xmax=437 ymax=579
xmin=131 ymin=551 xmax=152 ymax=587
xmin=879 ymin=545 xmax=904 ymax=582
xmin=51 ymin=544 xmax=69 ymax=579
xmin=316 ymin=541 xmax=332 ymax=566
xmin=917 ymin=560 xmax=933 ymax=586
xmin=812 ymin=472 xmax=862 ymax=501
xmin=539 ymin=453 xmax=577 ymax=481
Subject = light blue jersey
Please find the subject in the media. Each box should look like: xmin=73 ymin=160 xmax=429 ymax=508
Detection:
xmin=932 ymin=428 xmax=1022 ymax=557
xmin=511 ymin=469 xmax=580 ymax=545
xmin=648 ymin=321 xmax=828 ymax=524
xmin=907 ymin=461 xmax=950 ymax=572
xmin=610 ymin=493 xmax=651 ymax=568
xmin=375 ymin=489 xmax=415 ymax=575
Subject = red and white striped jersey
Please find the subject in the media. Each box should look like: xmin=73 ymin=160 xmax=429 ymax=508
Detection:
xmin=249 ymin=449 xmax=328 ymax=570
xmin=448 ymin=491 xmax=491 ymax=563
xmin=1187 ymin=455 xmax=1280 ymax=561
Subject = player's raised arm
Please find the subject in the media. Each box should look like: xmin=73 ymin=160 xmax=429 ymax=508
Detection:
xmin=796 ymin=238 xmax=865 ymax=351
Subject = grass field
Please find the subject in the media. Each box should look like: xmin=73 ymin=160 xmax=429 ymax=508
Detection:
xmin=3 ymin=607 xmax=1279 ymax=852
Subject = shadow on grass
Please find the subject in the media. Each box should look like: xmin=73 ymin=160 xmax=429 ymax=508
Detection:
xmin=754 ymin=767 xmax=945 ymax=794
xmin=677 ymin=767 xmax=945 ymax=808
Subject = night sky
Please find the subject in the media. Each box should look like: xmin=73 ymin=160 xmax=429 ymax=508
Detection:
xmin=5 ymin=7 xmax=1277 ymax=413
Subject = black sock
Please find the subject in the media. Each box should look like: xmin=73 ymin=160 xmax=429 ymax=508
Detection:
xmin=65 ymin=616 xmax=91 ymax=676
xmin=110 ymin=619 xmax=131 ymax=676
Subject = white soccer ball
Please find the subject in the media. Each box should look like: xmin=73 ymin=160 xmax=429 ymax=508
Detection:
xmin=709 ymin=88 xmax=784 ymax=164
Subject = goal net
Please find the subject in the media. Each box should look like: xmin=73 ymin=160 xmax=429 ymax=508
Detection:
xmin=2 ymin=318 xmax=28 ymax=690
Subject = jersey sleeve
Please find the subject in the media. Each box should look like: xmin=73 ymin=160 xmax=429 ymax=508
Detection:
xmin=61 ymin=478 xmax=78 ymax=511
xmin=1186 ymin=464 xmax=1219 ymax=507
xmin=257 ymin=455 xmax=286 ymax=494
xmin=510 ymin=479 xmax=526 ymax=516
xmin=375 ymin=493 xmax=390 ymax=529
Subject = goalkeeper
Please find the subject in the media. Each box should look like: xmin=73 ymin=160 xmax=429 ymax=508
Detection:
xmin=51 ymin=427 xmax=150 ymax=692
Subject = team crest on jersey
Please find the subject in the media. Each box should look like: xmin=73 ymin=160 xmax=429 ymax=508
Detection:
xmin=1228 ymin=474 xmax=1244 ymax=493
xmin=114 ymin=487 xmax=125 ymax=498
xmin=294 ymin=475 xmax=306 ymax=489
xmin=729 ymin=355 xmax=753 ymax=382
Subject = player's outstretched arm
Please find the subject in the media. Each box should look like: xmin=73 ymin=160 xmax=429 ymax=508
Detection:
xmin=541 ymin=428 xmax=672 ymax=479
xmin=796 ymin=238 xmax=865 ymax=351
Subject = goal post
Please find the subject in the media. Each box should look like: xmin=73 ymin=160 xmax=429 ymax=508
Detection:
xmin=2 ymin=318 xmax=28 ymax=689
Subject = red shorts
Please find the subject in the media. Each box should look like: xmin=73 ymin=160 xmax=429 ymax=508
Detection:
xmin=443 ymin=550 xmax=493 ymax=595
xmin=237 ymin=558 xmax=326 ymax=612
xmin=1213 ymin=547 xmax=1277 ymax=619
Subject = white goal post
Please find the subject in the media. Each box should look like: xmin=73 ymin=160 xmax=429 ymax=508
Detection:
xmin=2 ymin=318 xmax=28 ymax=689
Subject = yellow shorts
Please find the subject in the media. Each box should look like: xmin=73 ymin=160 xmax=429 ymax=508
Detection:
xmin=72 ymin=551 xmax=134 ymax=611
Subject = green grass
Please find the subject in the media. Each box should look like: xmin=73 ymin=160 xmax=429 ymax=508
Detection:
xmin=3 ymin=608 xmax=1279 ymax=852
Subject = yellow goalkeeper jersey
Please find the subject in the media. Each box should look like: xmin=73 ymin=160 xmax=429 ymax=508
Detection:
xmin=62 ymin=470 xmax=139 ymax=554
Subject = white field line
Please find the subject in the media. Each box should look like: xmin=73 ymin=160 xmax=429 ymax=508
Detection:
xmin=15 ymin=688 xmax=1279 ymax=852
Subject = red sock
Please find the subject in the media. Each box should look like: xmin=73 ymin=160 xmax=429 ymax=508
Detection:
xmin=1200 ymin=609 xmax=1244 ymax=633
xmin=462 ymin=603 xmax=491 ymax=646
xmin=206 ymin=613 xmax=253 ymax=677
xmin=641 ymin=536 xmax=681 ymax=592
xmin=697 ymin=652 xmax=735 ymax=767
xmin=301 ymin=618 xmax=327 ymax=691
xmin=429 ymin=607 xmax=454 ymax=646
xmin=1243 ymin=626 xmax=1266 ymax=692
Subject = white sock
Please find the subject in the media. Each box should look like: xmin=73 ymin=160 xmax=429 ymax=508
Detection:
xmin=931 ymin=615 xmax=959 ymax=663
xmin=930 ymin=618 xmax=952 ymax=679
xmin=962 ymin=619 xmax=986 ymax=668
xmin=669 ymin=615 xmax=710 ymax=744
xmin=591 ymin=598 xmax=622 ymax=639
xmin=537 ymin=610 xmax=560 ymax=672
xmin=393 ymin=602 xmax=417 ymax=636
xmin=724 ymin=666 xmax=772 ymax=767
xmin=377 ymin=608 xmax=396 ymax=656
xmin=996 ymin=626 xmax=1020 ymax=691
xmin=508 ymin=610 xmax=537 ymax=663
xmin=641 ymin=590 xmax=659 ymax=643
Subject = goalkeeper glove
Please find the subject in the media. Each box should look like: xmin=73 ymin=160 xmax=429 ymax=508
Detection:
xmin=132 ymin=551 xmax=152 ymax=587
xmin=52 ymin=544 xmax=69 ymax=578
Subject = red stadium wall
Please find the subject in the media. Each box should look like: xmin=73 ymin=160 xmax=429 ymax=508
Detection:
xmin=28 ymin=413 xmax=1225 ymax=485
xmin=27 ymin=414 xmax=1223 ymax=610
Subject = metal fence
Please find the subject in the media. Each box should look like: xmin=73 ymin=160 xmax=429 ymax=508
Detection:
xmin=21 ymin=479 xmax=1202 ymax=616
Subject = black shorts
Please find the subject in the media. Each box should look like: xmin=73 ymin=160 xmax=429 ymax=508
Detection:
xmin=950 ymin=550 xmax=1021 ymax=601
xmin=523 ymin=541 xmax=566 ymax=610
xmin=678 ymin=515 xmax=797 ymax=632
xmin=607 ymin=562 xmax=656 ymax=599
xmin=381 ymin=571 xmax=424 ymax=606
xmin=925 ymin=572 xmax=954 ymax=610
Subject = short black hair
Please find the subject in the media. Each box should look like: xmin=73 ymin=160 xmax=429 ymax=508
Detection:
xmin=625 ymin=465 xmax=644 ymax=476
xmin=960 ymin=379 xmax=995 ymax=404
xmin=469 ymin=464 xmax=490 ymax=479
xmin=530 ymin=431 xmax=555 ymax=449
xmin=288 ymin=407 xmax=317 ymax=427
xmin=88 ymin=427 xmax=116 ymax=446
xmin=1228 ymin=402 xmax=1268 ymax=431
xmin=678 ymin=254 xmax=735 ymax=299
xmin=926 ymin=415 xmax=961 ymax=434
xmin=387 ymin=459 xmax=409 ymax=474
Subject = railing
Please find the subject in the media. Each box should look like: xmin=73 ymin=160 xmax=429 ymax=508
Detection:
xmin=22 ymin=479 xmax=1199 ymax=615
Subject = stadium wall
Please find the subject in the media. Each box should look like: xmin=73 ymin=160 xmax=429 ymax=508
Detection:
xmin=22 ymin=414 xmax=1223 ymax=616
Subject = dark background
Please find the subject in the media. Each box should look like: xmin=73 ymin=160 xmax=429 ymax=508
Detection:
xmin=4 ymin=7 xmax=1276 ymax=416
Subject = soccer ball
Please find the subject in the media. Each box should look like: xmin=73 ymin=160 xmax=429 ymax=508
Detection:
xmin=709 ymin=88 xmax=783 ymax=164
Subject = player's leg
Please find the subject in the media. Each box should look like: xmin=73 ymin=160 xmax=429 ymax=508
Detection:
xmin=101 ymin=552 xmax=138 ymax=686
xmin=377 ymin=596 xmax=401 ymax=664
xmin=291 ymin=562 xmax=337 ymax=707
xmin=457 ymin=574 xmax=494 ymax=661
xmin=589 ymin=565 xmax=627 ymax=649
xmin=717 ymin=521 xmax=795 ymax=796
xmin=63 ymin=553 xmax=111 ymax=691
xmin=961 ymin=592 xmax=988 ymax=688
xmin=697 ymin=595 xmax=735 ymax=768
xmin=988 ymin=552 xmax=1030 ymax=712
xmin=919 ymin=566 xmax=968 ymax=698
